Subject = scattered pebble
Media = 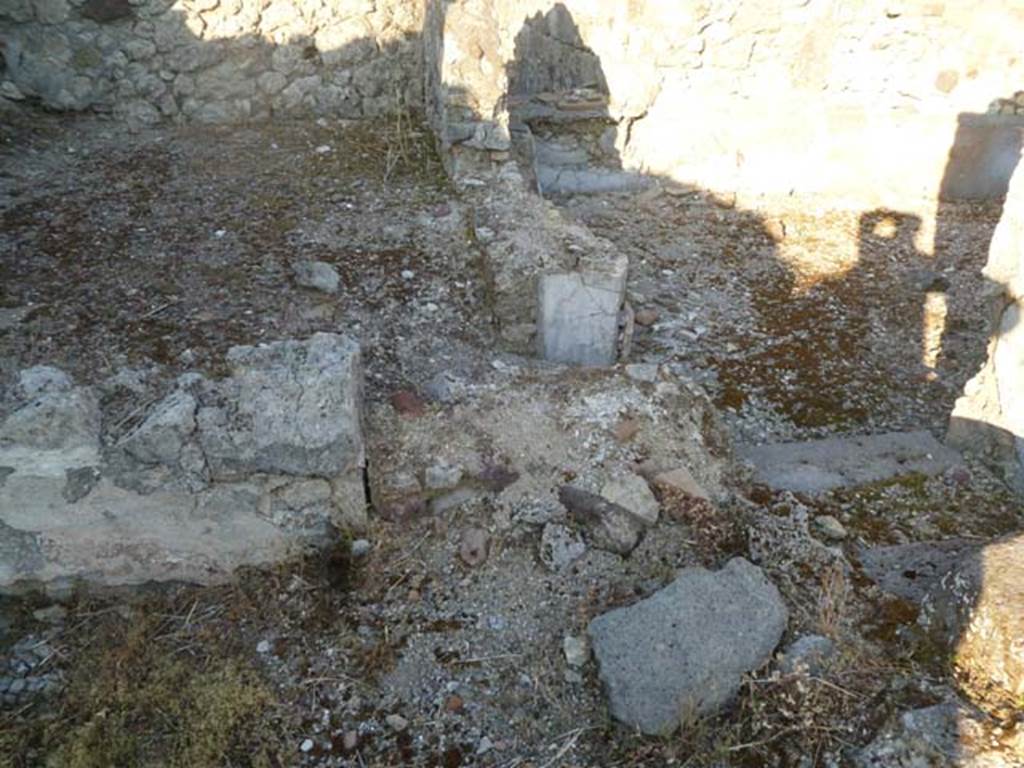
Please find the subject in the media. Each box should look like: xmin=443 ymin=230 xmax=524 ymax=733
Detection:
xmin=350 ymin=539 xmax=372 ymax=558
xmin=459 ymin=528 xmax=490 ymax=567
xmin=813 ymin=515 xmax=848 ymax=541
xmin=562 ymin=634 xmax=589 ymax=668
xmin=300 ymin=738 xmax=314 ymax=752
xmin=635 ymin=308 xmax=659 ymax=326
xmin=385 ymin=713 xmax=409 ymax=732
xmin=256 ymin=640 xmax=272 ymax=654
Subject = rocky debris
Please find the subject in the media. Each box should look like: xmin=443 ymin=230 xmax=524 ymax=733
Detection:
xmin=0 ymin=334 xmax=366 ymax=591
xmin=919 ymin=534 xmax=1024 ymax=715
xmin=0 ymin=635 xmax=61 ymax=708
xmin=854 ymin=699 xmax=1024 ymax=767
xmin=385 ymin=713 xmax=409 ymax=732
xmin=558 ymin=486 xmax=644 ymax=555
xmin=738 ymin=431 xmax=963 ymax=494
xmin=748 ymin=497 xmax=844 ymax=571
xmin=600 ymin=473 xmax=659 ymax=526
xmin=366 ymin=365 xmax=728 ymax=543
xmin=458 ymin=528 xmax=490 ymax=567
xmin=588 ymin=557 xmax=787 ymax=734
xmin=778 ymin=634 xmax=835 ymax=676
xmin=539 ymin=524 xmax=586 ymax=571
xmin=292 ymin=260 xmax=341 ymax=294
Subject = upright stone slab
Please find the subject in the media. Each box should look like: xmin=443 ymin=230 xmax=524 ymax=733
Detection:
xmin=537 ymin=258 xmax=626 ymax=366
xmin=466 ymin=164 xmax=627 ymax=365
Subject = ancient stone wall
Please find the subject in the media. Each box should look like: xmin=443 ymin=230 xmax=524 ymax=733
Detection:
xmin=428 ymin=0 xmax=1024 ymax=203
xmin=948 ymin=157 xmax=1024 ymax=490
xmin=0 ymin=0 xmax=422 ymax=123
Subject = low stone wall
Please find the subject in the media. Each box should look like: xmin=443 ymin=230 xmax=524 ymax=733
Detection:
xmin=0 ymin=0 xmax=422 ymax=123
xmin=0 ymin=333 xmax=366 ymax=593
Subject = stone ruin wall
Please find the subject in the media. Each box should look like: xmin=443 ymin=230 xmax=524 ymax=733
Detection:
xmin=3 ymin=1 xmax=1022 ymax=203
xmin=428 ymin=0 xmax=1024 ymax=204
xmin=0 ymin=0 xmax=423 ymax=123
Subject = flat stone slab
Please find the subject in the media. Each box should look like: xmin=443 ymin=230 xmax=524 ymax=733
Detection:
xmin=737 ymin=431 xmax=962 ymax=494
xmin=588 ymin=557 xmax=787 ymax=735
xmin=859 ymin=539 xmax=977 ymax=602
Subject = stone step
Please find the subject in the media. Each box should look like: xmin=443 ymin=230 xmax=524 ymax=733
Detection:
xmin=737 ymin=430 xmax=963 ymax=495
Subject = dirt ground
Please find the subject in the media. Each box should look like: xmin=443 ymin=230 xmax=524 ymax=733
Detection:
xmin=1 ymin=106 xmax=1022 ymax=767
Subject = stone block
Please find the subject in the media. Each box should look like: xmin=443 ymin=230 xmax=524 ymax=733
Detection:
xmin=537 ymin=259 xmax=626 ymax=367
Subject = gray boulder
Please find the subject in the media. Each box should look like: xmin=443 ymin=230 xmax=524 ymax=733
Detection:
xmin=588 ymin=557 xmax=787 ymax=734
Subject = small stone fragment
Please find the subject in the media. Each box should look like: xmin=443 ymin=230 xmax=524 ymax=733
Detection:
xmin=558 ymin=485 xmax=644 ymax=555
xmin=601 ymin=473 xmax=660 ymax=526
xmin=651 ymin=466 xmax=710 ymax=501
xmin=341 ymin=731 xmax=358 ymax=751
xmin=425 ymin=462 xmax=463 ymax=490
xmin=0 ymin=81 xmax=25 ymax=102
xmin=539 ymin=523 xmax=587 ymax=571
xmin=31 ymin=606 xmax=67 ymax=624
xmin=562 ymin=634 xmax=589 ymax=668
xmin=293 ymin=260 xmax=340 ymax=294
xmin=459 ymin=528 xmax=490 ymax=567
xmin=624 ymin=363 xmax=659 ymax=382
xmin=444 ymin=694 xmax=464 ymax=712
xmin=612 ymin=418 xmax=640 ymax=443
xmin=350 ymin=539 xmax=372 ymax=558
xmin=256 ymin=639 xmax=271 ymax=654
xmin=634 ymin=308 xmax=659 ymax=326
xmin=779 ymin=634 xmax=835 ymax=676
xmin=300 ymin=738 xmax=314 ymax=753
xmin=385 ymin=713 xmax=409 ymax=732
xmin=813 ymin=515 xmax=847 ymax=541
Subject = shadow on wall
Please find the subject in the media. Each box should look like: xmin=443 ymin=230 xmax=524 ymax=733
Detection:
xmin=0 ymin=0 xmax=421 ymax=123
